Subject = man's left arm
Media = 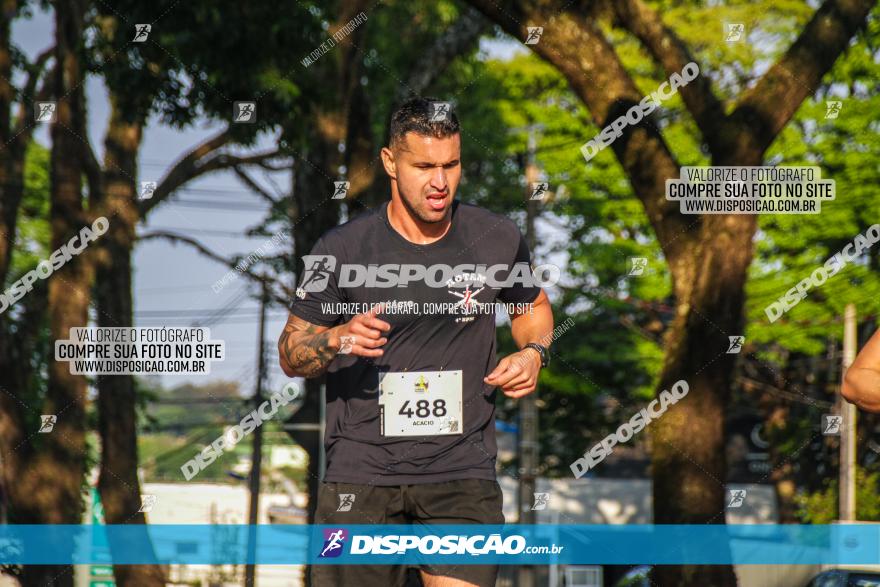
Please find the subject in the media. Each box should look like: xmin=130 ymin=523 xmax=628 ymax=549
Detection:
xmin=484 ymin=289 xmax=554 ymax=398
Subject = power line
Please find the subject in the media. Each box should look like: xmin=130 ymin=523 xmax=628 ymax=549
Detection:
xmin=137 ymin=283 xmax=220 ymax=294
xmin=177 ymin=186 xmax=269 ymax=196
xmin=134 ymin=307 xmax=264 ymax=316
xmin=150 ymin=397 xmax=246 ymax=405
xmin=168 ymin=199 xmax=269 ymax=211
xmin=134 ymin=311 xmax=287 ymax=320
xmin=194 ymin=289 xmax=253 ymax=328
xmin=137 ymin=315 xmax=287 ymax=325
xmin=139 ymin=227 xmax=272 ymax=238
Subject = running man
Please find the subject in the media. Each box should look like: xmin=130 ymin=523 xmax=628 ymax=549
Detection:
xmin=278 ymin=97 xmax=554 ymax=587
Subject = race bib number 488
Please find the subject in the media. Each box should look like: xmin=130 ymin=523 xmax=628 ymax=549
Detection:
xmin=378 ymin=370 xmax=463 ymax=437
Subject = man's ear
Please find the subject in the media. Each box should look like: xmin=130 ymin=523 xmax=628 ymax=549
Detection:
xmin=380 ymin=146 xmax=397 ymax=179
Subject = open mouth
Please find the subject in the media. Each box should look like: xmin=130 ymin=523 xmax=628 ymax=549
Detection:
xmin=426 ymin=192 xmax=447 ymax=211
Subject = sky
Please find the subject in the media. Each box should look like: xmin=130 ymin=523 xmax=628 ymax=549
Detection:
xmin=12 ymin=8 xmax=534 ymax=399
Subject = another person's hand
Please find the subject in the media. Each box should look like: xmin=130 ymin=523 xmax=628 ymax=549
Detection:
xmin=842 ymin=330 xmax=880 ymax=412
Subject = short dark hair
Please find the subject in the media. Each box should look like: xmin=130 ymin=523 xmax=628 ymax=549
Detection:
xmin=389 ymin=97 xmax=460 ymax=151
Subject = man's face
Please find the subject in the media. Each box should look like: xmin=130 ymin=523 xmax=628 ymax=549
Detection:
xmin=386 ymin=132 xmax=461 ymax=223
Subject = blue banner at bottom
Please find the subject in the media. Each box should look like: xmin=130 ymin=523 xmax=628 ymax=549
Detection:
xmin=0 ymin=524 xmax=879 ymax=565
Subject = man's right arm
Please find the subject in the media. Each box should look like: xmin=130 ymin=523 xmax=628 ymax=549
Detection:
xmin=277 ymin=307 xmax=391 ymax=379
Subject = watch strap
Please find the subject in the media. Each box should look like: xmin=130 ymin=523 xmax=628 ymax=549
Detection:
xmin=524 ymin=342 xmax=549 ymax=367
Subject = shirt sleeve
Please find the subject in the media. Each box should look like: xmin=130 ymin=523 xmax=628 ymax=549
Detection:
xmin=288 ymin=235 xmax=345 ymax=327
xmin=497 ymin=232 xmax=542 ymax=305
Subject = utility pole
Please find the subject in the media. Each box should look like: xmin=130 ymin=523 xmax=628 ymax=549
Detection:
xmin=245 ymin=283 xmax=269 ymax=586
xmin=517 ymin=123 xmax=543 ymax=587
xmin=840 ymin=303 xmax=857 ymax=521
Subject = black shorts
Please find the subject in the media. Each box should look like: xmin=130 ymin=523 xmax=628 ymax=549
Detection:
xmin=311 ymin=478 xmax=504 ymax=587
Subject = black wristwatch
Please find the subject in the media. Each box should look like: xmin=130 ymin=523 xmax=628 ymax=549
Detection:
xmin=524 ymin=343 xmax=550 ymax=368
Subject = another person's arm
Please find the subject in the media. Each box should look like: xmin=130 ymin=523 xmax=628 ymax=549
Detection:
xmin=841 ymin=330 xmax=880 ymax=412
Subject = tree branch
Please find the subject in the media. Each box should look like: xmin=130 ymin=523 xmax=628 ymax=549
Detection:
xmin=611 ymin=0 xmax=727 ymax=154
xmin=233 ymin=165 xmax=280 ymax=205
xmin=137 ymin=230 xmax=291 ymax=305
xmin=397 ymin=6 xmax=491 ymax=101
xmin=13 ymin=45 xmax=54 ymax=137
xmin=139 ymin=127 xmax=233 ymax=217
xmin=80 ymin=128 xmax=103 ymax=205
xmin=463 ymin=0 xmax=695 ymax=261
xmin=731 ymin=0 xmax=876 ymax=156
xmin=140 ymin=125 xmax=285 ymax=217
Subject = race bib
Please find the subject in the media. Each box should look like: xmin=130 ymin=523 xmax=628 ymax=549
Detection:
xmin=378 ymin=370 xmax=463 ymax=437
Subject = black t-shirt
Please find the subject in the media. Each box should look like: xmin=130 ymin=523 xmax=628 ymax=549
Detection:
xmin=289 ymin=199 xmax=540 ymax=485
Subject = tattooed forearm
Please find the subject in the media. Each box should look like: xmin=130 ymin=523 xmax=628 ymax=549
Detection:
xmin=290 ymin=331 xmax=338 ymax=377
xmin=278 ymin=315 xmax=339 ymax=378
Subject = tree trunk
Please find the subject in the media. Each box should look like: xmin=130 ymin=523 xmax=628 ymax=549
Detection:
xmin=0 ymin=141 xmax=32 ymax=530
xmin=94 ymin=103 xmax=167 ymax=586
xmin=18 ymin=2 xmax=90 ymax=585
xmin=461 ymin=0 xmax=874 ymax=584
xmin=0 ymin=1 xmax=24 ymax=287
xmin=650 ymin=214 xmax=755 ymax=587
xmin=0 ymin=10 xmax=53 ymax=514
xmin=0 ymin=4 xmax=31 ymax=506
